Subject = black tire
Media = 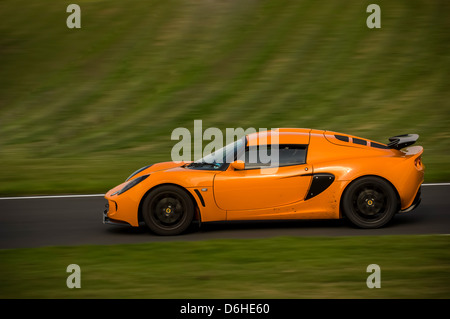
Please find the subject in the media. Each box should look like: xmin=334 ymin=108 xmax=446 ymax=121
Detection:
xmin=142 ymin=185 xmax=194 ymax=235
xmin=341 ymin=176 xmax=398 ymax=229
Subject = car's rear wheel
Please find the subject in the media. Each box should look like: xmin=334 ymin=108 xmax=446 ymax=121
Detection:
xmin=142 ymin=185 xmax=194 ymax=235
xmin=341 ymin=177 xmax=398 ymax=228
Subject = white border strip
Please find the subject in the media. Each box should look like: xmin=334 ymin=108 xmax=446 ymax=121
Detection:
xmin=0 ymin=183 xmax=448 ymax=200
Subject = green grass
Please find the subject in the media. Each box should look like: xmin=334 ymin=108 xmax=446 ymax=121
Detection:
xmin=1 ymin=235 xmax=449 ymax=298
xmin=0 ymin=0 xmax=449 ymax=195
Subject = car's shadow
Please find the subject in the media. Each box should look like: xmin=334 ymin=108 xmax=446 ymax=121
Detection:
xmin=104 ymin=212 xmax=425 ymax=239
xmin=198 ymin=218 xmax=348 ymax=232
xmin=105 ymin=218 xmax=353 ymax=237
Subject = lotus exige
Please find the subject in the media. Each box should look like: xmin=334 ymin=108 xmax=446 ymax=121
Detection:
xmin=103 ymin=128 xmax=424 ymax=235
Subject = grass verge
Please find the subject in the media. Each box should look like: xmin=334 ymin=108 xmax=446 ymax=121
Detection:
xmin=1 ymin=235 xmax=449 ymax=298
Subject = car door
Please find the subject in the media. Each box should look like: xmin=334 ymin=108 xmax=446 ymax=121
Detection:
xmin=213 ymin=144 xmax=312 ymax=211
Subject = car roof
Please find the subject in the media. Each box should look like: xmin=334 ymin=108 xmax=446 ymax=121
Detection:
xmin=246 ymin=128 xmax=390 ymax=150
xmin=246 ymin=128 xmax=314 ymax=146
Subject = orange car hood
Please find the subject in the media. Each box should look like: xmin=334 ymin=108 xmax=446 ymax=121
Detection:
xmin=141 ymin=161 xmax=190 ymax=175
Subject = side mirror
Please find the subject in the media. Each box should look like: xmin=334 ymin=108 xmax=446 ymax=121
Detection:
xmin=230 ymin=160 xmax=245 ymax=170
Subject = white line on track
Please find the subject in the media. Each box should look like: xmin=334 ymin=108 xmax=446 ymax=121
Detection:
xmin=0 ymin=194 xmax=105 ymax=200
xmin=0 ymin=183 xmax=448 ymax=200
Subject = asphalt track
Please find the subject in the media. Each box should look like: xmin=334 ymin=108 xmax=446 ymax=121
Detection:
xmin=0 ymin=185 xmax=449 ymax=249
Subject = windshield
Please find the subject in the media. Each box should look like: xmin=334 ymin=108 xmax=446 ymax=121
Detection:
xmin=188 ymin=137 xmax=245 ymax=170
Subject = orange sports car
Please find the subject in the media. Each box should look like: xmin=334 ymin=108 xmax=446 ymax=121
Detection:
xmin=103 ymin=128 xmax=424 ymax=235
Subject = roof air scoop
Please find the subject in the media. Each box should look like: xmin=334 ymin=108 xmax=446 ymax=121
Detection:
xmin=388 ymin=134 xmax=419 ymax=150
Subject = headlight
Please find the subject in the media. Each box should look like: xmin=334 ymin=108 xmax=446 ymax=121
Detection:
xmin=126 ymin=165 xmax=152 ymax=182
xmin=113 ymin=174 xmax=149 ymax=195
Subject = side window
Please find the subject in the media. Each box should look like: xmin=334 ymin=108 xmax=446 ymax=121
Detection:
xmin=243 ymin=144 xmax=307 ymax=169
xmin=243 ymin=146 xmax=272 ymax=169
xmin=279 ymin=145 xmax=307 ymax=166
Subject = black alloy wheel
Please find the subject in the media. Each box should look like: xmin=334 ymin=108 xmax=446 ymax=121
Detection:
xmin=341 ymin=176 xmax=398 ymax=228
xmin=142 ymin=185 xmax=194 ymax=235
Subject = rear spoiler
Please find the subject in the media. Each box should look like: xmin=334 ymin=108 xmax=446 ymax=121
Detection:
xmin=387 ymin=134 xmax=419 ymax=150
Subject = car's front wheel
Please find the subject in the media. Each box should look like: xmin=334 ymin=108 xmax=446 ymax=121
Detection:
xmin=341 ymin=177 xmax=398 ymax=228
xmin=142 ymin=185 xmax=194 ymax=235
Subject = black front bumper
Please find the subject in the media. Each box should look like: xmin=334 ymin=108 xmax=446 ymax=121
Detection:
xmin=400 ymin=187 xmax=421 ymax=213
xmin=103 ymin=202 xmax=129 ymax=226
xmin=102 ymin=203 xmax=112 ymax=224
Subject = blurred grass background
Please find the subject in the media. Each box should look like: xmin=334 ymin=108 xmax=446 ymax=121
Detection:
xmin=0 ymin=0 xmax=449 ymax=195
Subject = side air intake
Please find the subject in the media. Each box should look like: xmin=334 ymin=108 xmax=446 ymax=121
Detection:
xmin=305 ymin=173 xmax=335 ymax=200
